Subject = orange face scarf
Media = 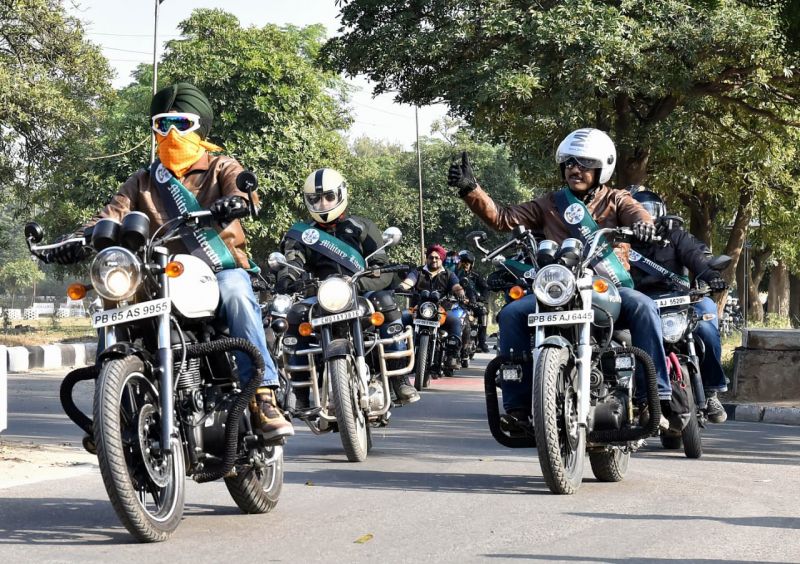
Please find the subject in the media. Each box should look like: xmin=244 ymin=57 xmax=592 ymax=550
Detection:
xmin=156 ymin=130 xmax=222 ymax=178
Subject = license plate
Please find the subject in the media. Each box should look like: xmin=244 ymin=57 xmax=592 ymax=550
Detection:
xmin=654 ymin=295 xmax=691 ymax=308
xmin=91 ymin=298 xmax=170 ymax=329
xmin=528 ymin=310 xmax=594 ymax=327
xmin=311 ymin=308 xmax=361 ymax=327
xmin=414 ymin=318 xmax=440 ymax=328
xmin=502 ymin=365 xmax=522 ymax=382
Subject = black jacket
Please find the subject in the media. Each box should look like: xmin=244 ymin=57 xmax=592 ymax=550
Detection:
xmin=457 ymin=268 xmax=489 ymax=302
xmin=277 ymin=214 xmax=392 ymax=292
xmin=631 ymin=224 xmax=711 ymax=294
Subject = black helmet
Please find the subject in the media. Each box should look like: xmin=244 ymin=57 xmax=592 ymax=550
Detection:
xmin=459 ymin=251 xmax=476 ymax=264
xmin=632 ymin=190 xmax=666 ymax=220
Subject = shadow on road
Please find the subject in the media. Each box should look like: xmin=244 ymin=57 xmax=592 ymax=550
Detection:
xmin=568 ymin=511 xmax=800 ymax=530
xmin=483 ymin=556 xmax=796 ymax=564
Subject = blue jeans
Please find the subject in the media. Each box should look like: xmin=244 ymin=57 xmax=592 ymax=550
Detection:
xmin=692 ymin=297 xmax=727 ymax=392
xmin=497 ymin=288 xmax=671 ymax=412
xmin=217 ymin=269 xmax=278 ymax=387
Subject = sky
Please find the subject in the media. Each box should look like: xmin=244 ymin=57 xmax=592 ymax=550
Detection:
xmin=69 ymin=0 xmax=449 ymax=149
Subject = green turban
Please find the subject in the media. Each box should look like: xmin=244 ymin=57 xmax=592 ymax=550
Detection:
xmin=150 ymin=82 xmax=213 ymax=139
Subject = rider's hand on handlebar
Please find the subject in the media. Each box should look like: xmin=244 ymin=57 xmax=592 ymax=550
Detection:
xmin=447 ymin=151 xmax=478 ymax=196
xmin=700 ymin=270 xmax=728 ymax=291
xmin=631 ymin=221 xmax=656 ymax=243
xmin=49 ymin=235 xmax=90 ymax=265
xmin=210 ymin=196 xmax=249 ymax=223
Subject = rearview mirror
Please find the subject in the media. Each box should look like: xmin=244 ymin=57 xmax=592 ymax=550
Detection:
xmin=382 ymin=227 xmax=402 ymax=246
xmin=491 ymin=255 xmax=506 ymax=266
xmin=267 ymin=251 xmax=287 ymax=272
xmin=24 ymin=222 xmax=44 ymax=244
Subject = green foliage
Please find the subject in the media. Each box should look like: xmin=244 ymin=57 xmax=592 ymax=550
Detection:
xmin=0 ymin=258 xmax=44 ymax=297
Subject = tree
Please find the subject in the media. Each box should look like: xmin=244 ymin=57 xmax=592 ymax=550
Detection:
xmin=0 ymin=258 xmax=44 ymax=308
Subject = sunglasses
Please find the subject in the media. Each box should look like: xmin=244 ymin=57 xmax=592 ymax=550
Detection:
xmin=151 ymin=112 xmax=201 ymax=136
xmin=561 ymin=156 xmax=602 ymax=171
xmin=427 ymin=255 xmax=442 ymax=261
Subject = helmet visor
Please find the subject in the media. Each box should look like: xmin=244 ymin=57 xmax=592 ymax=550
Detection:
xmin=558 ymin=154 xmax=604 ymax=171
xmin=305 ymin=189 xmax=342 ymax=213
xmin=641 ymin=200 xmax=666 ymax=219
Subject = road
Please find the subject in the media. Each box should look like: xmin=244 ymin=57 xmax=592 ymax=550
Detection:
xmin=1 ymin=355 xmax=799 ymax=563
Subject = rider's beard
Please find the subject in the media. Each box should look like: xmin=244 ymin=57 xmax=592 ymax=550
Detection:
xmin=156 ymin=130 xmax=222 ymax=178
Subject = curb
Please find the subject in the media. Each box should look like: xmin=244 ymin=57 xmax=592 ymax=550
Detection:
xmin=3 ymin=342 xmax=95 ymax=374
xmin=722 ymin=403 xmax=800 ymax=427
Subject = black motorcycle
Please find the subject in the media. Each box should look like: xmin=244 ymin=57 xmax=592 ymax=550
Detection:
xmin=408 ymin=289 xmax=445 ymax=390
xmin=473 ymin=225 xmax=663 ymax=495
xmin=25 ymin=177 xmax=286 ymax=541
xmin=649 ymin=255 xmax=731 ymax=459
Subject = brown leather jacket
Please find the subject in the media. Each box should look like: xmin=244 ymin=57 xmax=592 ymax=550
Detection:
xmin=85 ymin=153 xmax=257 ymax=269
xmin=462 ymin=184 xmax=652 ymax=270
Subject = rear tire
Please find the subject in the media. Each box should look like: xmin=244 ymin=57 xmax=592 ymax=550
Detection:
xmin=589 ymin=449 xmax=630 ymax=482
xmin=414 ymin=334 xmax=430 ymax=391
xmin=533 ymin=347 xmax=585 ymax=495
xmin=94 ymin=356 xmax=185 ymax=542
xmin=329 ymin=357 xmax=369 ymax=462
xmin=225 ymin=446 xmax=283 ymax=513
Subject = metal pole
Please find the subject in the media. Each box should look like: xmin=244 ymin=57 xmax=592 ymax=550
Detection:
xmin=415 ymin=107 xmax=425 ymax=262
xmin=743 ymin=240 xmax=749 ymax=330
xmin=150 ymin=0 xmax=162 ymax=164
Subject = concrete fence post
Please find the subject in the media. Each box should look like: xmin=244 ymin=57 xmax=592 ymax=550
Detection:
xmin=0 ymin=345 xmax=7 ymax=433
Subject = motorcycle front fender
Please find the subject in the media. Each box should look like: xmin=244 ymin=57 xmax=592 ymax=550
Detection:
xmin=537 ymin=335 xmax=572 ymax=350
xmin=98 ymin=342 xmax=155 ymax=366
xmin=323 ymin=338 xmax=354 ymax=361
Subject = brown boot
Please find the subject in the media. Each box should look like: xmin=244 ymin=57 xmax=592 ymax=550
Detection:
xmin=250 ymin=387 xmax=294 ymax=440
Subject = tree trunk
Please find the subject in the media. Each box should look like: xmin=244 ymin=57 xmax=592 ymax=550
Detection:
xmin=789 ymin=272 xmax=800 ymax=328
xmin=718 ymin=185 xmax=754 ymax=311
xmin=688 ymin=189 xmax=714 ymax=248
xmin=745 ymin=248 xmax=771 ymax=325
xmin=767 ymin=260 xmax=790 ymax=321
xmin=613 ymin=95 xmax=650 ymax=188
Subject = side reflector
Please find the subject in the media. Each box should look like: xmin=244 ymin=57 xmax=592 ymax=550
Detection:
xmin=165 ymin=261 xmax=185 ymax=278
xmin=67 ymin=283 xmax=87 ymax=300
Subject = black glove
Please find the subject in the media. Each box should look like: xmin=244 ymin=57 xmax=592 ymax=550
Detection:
xmin=50 ymin=235 xmax=91 ymax=265
xmin=210 ymin=196 xmax=249 ymax=223
xmin=700 ymin=270 xmax=728 ymax=291
xmin=447 ymin=151 xmax=478 ymax=196
xmin=631 ymin=221 xmax=656 ymax=243
xmin=275 ymin=276 xmax=299 ymax=294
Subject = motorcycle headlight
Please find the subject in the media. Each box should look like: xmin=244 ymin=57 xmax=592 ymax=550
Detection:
xmin=419 ymin=302 xmax=437 ymax=319
xmin=533 ymin=264 xmax=576 ymax=307
xmin=270 ymin=294 xmax=293 ymax=316
xmin=661 ymin=311 xmax=689 ymax=343
xmin=317 ymin=277 xmax=353 ymax=313
xmin=90 ymin=247 xmax=142 ymax=302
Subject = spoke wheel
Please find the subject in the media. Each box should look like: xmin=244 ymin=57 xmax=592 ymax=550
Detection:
xmin=329 ymin=357 xmax=369 ymax=462
xmin=94 ymin=356 xmax=185 ymax=542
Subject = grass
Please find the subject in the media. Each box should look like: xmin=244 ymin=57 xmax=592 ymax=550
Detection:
xmin=0 ymin=317 xmax=94 ymax=347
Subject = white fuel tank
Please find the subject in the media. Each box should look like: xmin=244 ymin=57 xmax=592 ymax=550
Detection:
xmin=168 ymin=254 xmax=220 ymax=318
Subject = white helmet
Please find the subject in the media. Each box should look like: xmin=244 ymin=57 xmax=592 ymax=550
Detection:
xmin=555 ymin=128 xmax=617 ymax=185
xmin=303 ymin=168 xmax=348 ymax=223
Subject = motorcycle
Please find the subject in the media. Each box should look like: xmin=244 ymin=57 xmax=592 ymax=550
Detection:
xmin=25 ymin=176 xmax=286 ymax=542
xmin=271 ymin=227 xmax=415 ymax=462
xmin=721 ymin=296 xmax=743 ymax=337
xmin=649 ymin=255 xmax=732 ymax=459
xmin=407 ymin=289 xmax=446 ymax=390
xmin=472 ymin=225 xmax=663 ymax=495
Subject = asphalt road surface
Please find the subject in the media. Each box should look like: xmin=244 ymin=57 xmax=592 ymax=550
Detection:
xmin=1 ymin=355 xmax=799 ymax=563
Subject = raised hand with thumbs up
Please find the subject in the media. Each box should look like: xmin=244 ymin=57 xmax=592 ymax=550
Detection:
xmin=447 ymin=151 xmax=478 ymax=196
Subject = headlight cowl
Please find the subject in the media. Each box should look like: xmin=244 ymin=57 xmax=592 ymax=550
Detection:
xmin=533 ymin=264 xmax=576 ymax=307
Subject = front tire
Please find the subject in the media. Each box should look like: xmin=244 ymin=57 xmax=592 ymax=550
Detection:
xmin=94 ymin=356 xmax=185 ymax=542
xmin=225 ymin=445 xmax=284 ymax=513
xmin=414 ymin=334 xmax=430 ymax=391
xmin=329 ymin=357 xmax=369 ymax=462
xmin=533 ymin=347 xmax=585 ymax=495
xmin=681 ymin=376 xmax=702 ymax=459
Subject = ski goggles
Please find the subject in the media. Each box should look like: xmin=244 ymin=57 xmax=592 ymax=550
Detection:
xmin=151 ymin=112 xmax=202 ymax=136
xmin=559 ymin=155 xmax=603 ymax=171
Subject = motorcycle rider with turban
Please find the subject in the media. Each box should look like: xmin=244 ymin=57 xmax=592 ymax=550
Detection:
xmin=47 ymin=82 xmax=293 ymax=440
xmin=448 ymin=128 xmax=672 ymax=429
xmin=276 ymin=168 xmax=420 ymax=405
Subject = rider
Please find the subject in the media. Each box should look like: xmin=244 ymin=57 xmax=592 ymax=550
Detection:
xmin=443 ymin=249 xmax=460 ymax=273
xmin=275 ymin=167 xmax=420 ymax=405
xmin=48 ymin=82 xmax=293 ymax=440
xmin=456 ymin=251 xmax=491 ymax=353
xmin=630 ymin=188 xmax=729 ymax=423
xmin=447 ymin=128 xmax=672 ymax=427
xmin=397 ymin=244 xmax=469 ymax=369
